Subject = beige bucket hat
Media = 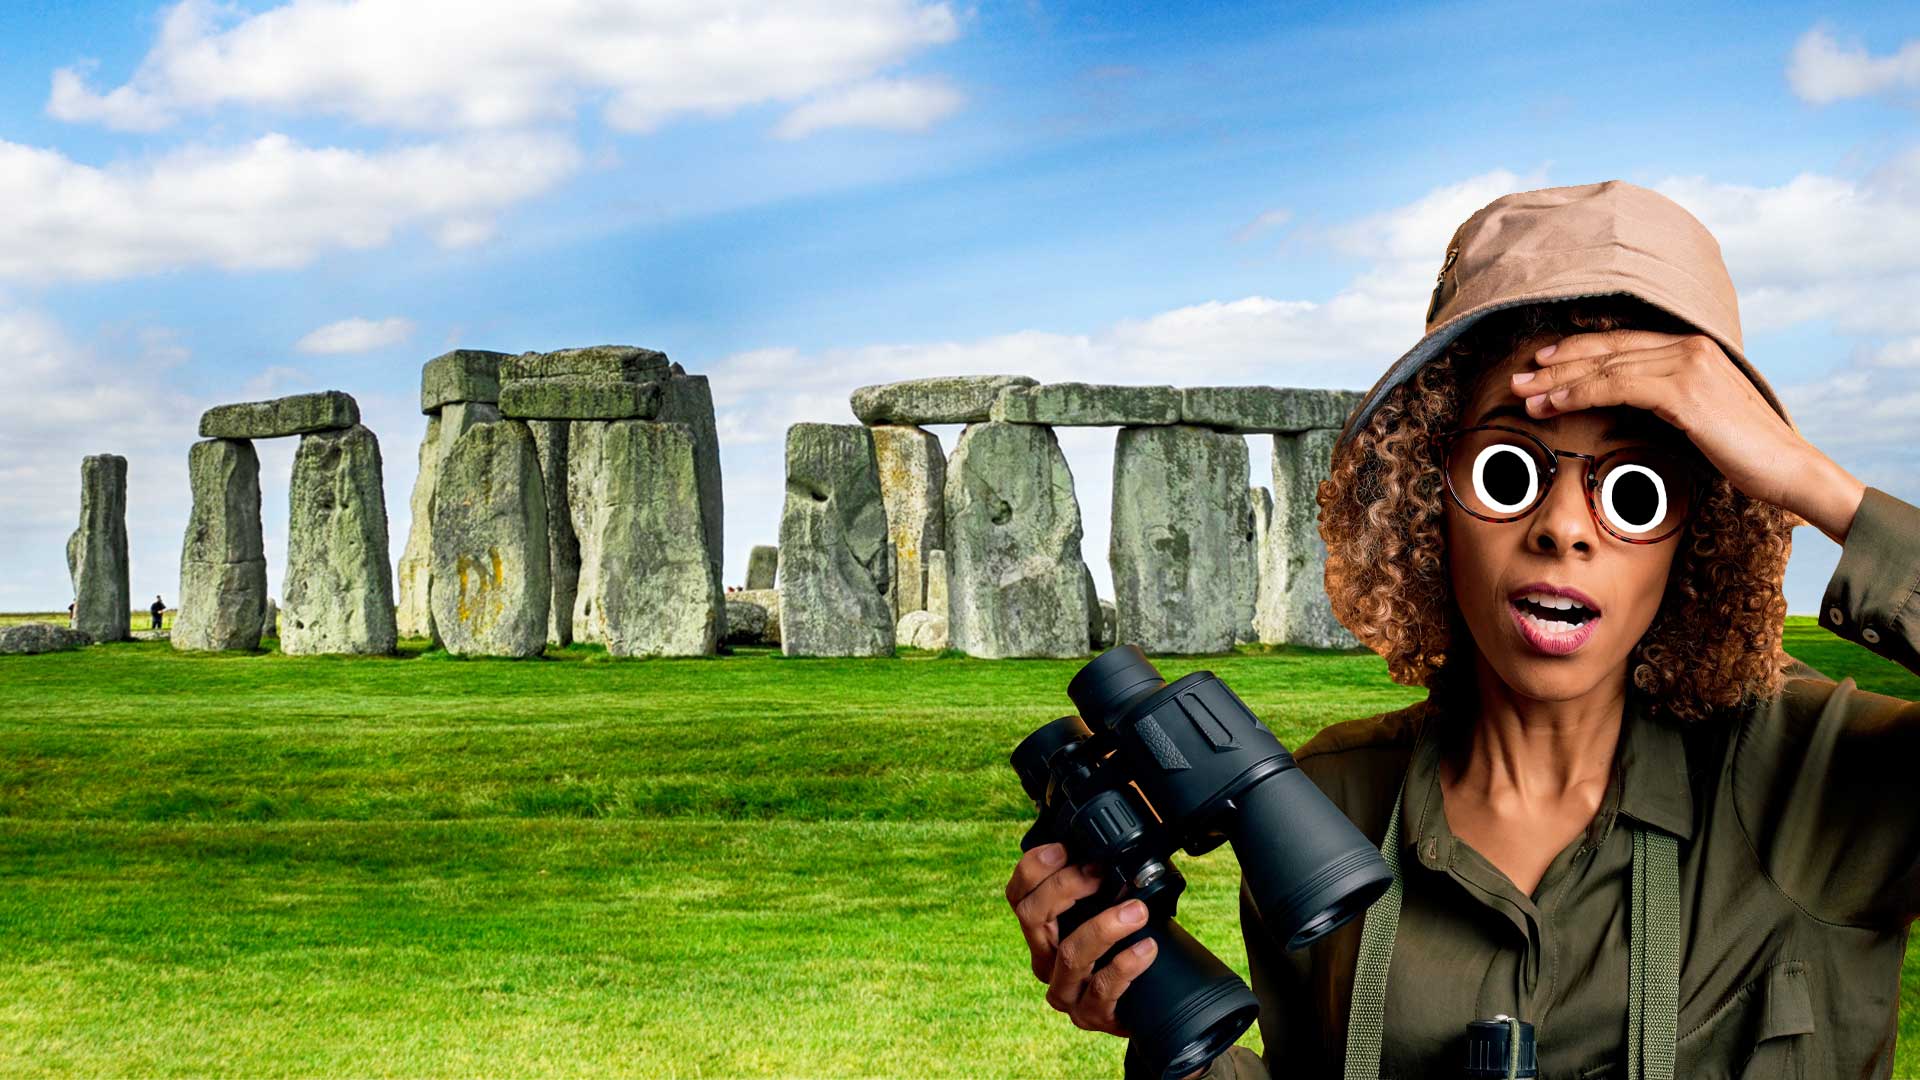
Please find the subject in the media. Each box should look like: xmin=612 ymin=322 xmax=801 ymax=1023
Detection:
xmin=1334 ymin=179 xmax=1794 ymax=450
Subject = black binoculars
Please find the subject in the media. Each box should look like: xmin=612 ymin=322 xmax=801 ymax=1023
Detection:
xmin=1011 ymin=645 xmax=1394 ymax=1080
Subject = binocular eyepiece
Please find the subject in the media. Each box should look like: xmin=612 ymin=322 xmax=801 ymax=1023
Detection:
xmin=1011 ymin=646 xmax=1394 ymax=1080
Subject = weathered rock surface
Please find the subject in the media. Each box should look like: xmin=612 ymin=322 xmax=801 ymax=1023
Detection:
xmin=850 ymin=375 xmax=1038 ymax=425
xmin=945 ymin=422 xmax=1091 ymax=658
xmin=570 ymin=420 xmax=720 ymax=656
xmin=1267 ymin=429 xmax=1360 ymax=649
xmin=526 ymin=420 xmax=578 ymax=646
xmin=67 ymin=454 xmax=130 ymax=643
xmin=1110 ymin=425 xmax=1252 ymax=655
xmin=498 ymin=346 xmax=672 ymax=420
xmin=723 ymin=597 xmax=770 ymax=646
xmin=282 ymin=424 xmax=397 ymax=656
xmin=262 ymin=597 xmax=279 ymax=639
xmin=924 ymin=549 xmax=948 ymax=617
xmin=200 ymin=391 xmax=359 ymax=439
xmin=396 ymin=403 xmax=501 ymax=640
xmin=0 ymin=623 xmax=92 ymax=655
xmin=656 ymin=372 xmax=724 ymax=593
xmin=1178 ymin=387 xmax=1366 ymax=434
xmin=174 ymin=439 xmax=267 ymax=652
xmin=733 ymin=588 xmax=782 ymax=645
xmin=420 ymin=349 xmax=506 ymax=412
xmin=871 ymin=424 xmax=945 ymax=618
xmin=428 ymin=420 xmax=550 ymax=658
xmin=1081 ymin=564 xmax=1103 ymax=653
xmin=991 ymin=382 xmax=1182 ymax=427
xmin=778 ymin=423 xmax=893 ymax=657
xmin=897 ymin=609 xmax=949 ymax=651
xmin=1096 ymin=599 xmax=1117 ymax=650
xmin=1245 ymin=486 xmax=1275 ymax=644
xmin=745 ymin=545 xmax=779 ymax=590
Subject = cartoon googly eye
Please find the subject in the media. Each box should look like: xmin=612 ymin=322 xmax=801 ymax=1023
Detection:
xmin=1600 ymin=463 xmax=1668 ymax=535
xmin=1471 ymin=441 xmax=1539 ymax=514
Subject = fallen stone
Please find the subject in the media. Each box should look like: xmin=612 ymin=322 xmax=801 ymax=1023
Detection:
xmin=420 ymin=349 xmax=507 ymax=412
xmin=200 ymin=391 xmax=359 ymax=439
xmin=897 ymin=609 xmax=949 ymax=651
xmin=67 ymin=454 xmax=130 ymax=643
xmin=723 ymin=597 xmax=770 ymax=646
xmin=396 ymin=403 xmax=501 ymax=640
xmin=281 ymin=424 xmax=397 ymax=656
xmin=1178 ymin=387 xmax=1366 ymax=434
xmin=872 ymin=424 xmax=945 ymax=618
xmin=991 ymin=382 xmax=1182 ymax=427
xmin=777 ymin=423 xmax=894 ymax=657
xmin=733 ymin=588 xmax=782 ymax=645
xmin=1110 ymin=425 xmax=1252 ymax=655
xmin=745 ymin=545 xmax=779 ymax=590
xmin=850 ymin=375 xmax=1038 ymax=425
xmin=526 ymin=420 xmax=578 ymax=647
xmin=0 ymin=623 xmax=91 ymax=655
xmin=174 ymin=438 xmax=267 ymax=652
xmin=571 ymin=420 xmax=721 ymax=657
xmin=1267 ymin=429 xmax=1359 ymax=649
xmin=945 ymin=421 xmax=1091 ymax=658
xmin=656 ymin=372 xmax=724 ymax=593
xmin=429 ymin=420 xmax=551 ymax=658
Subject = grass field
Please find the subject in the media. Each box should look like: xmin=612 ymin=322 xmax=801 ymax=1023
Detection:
xmin=0 ymin=615 xmax=1913 ymax=1077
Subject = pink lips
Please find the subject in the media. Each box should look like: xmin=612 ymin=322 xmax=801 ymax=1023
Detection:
xmin=1508 ymin=598 xmax=1601 ymax=657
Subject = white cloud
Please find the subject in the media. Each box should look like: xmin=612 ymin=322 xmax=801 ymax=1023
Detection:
xmin=49 ymin=0 xmax=962 ymax=136
xmin=0 ymin=131 xmax=580 ymax=283
xmin=1786 ymin=25 xmax=1920 ymax=106
xmin=295 ymin=316 xmax=415 ymax=355
xmin=774 ymin=77 xmax=965 ymax=139
xmin=1231 ymin=208 xmax=1292 ymax=244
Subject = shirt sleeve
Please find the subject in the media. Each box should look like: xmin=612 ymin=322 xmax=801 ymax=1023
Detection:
xmin=1735 ymin=485 xmax=1920 ymax=927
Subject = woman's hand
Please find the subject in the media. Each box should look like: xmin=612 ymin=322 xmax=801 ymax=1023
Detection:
xmin=1509 ymin=329 xmax=1867 ymax=544
xmin=1005 ymin=842 xmax=1161 ymax=1037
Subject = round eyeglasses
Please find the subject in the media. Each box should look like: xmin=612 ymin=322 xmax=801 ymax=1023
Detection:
xmin=1431 ymin=425 xmax=1703 ymax=544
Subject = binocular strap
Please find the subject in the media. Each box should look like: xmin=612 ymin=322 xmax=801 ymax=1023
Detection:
xmin=1340 ymin=778 xmax=1681 ymax=1080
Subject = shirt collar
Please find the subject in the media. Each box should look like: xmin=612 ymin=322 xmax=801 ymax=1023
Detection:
xmin=1399 ymin=686 xmax=1695 ymax=868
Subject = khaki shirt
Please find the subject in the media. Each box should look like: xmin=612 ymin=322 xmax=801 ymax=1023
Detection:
xmin=1200 ymin=486 xmax=1920 ymax=1080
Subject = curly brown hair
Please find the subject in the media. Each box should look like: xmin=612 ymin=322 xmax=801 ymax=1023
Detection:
xmin=1319 ymin=295 xmax=1795 ymax=723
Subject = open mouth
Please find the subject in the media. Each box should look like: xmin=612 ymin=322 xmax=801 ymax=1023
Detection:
xmin=1507 ymin=591 xmax=1602 ymax=656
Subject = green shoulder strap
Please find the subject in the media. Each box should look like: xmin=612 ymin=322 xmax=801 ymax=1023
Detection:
xmin=1341 ymin=779 xmax=1680 ymax=1080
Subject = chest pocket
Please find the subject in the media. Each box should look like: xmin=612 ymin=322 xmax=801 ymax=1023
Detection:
xmin=1676 ymin=961 xmax=1816 ymax=1080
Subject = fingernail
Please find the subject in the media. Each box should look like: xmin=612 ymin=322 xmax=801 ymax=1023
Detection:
xmin=1537 ymin=344 xmax=1558 ymax=359
xmin=1120 ymin=901 xmax=1147 ymax=925
xmin=1525 ymin=393 xmax=1546 ymax=409
xmin=1549 ymin=388 xmax=1569 ymax=404
xmin=1510 ymin=371 xmax=1535 ymax=385
xmin=1039 ymin=845 xmax=1064 ymax=866
xmin=1131 ymin=939 xmax=1155 ymax=957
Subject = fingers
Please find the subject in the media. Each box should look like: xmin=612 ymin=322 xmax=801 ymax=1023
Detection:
xmin=1510 ymin=342 xmax=1684 ymax=399
xmin=1008 ymin=851 xmax=1104 ymax=981
xmin=1077 ymin=936 xmax=1159 ymax=1036
xmin=1047 ymin=898 xmax=1151 ymax=1029
xmin=1006 ymin=843 xmax=1069 ymax=908
xmin=1519 ymin=355 xmax=1682 ymax=422
xmin=1532 ymin=328 xmax=1692 ymax=364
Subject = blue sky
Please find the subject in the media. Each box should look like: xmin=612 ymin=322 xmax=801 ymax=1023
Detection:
xmin=1 ymin=1 xmax=1916 ymax=621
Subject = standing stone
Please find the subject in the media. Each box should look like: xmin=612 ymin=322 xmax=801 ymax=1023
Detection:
xmin=945 ymin=422 xmax=1091 ymax=659
xmin=778 ymin=423 xmax=893 ymax=657
xmin=527 ymin=420 xmax=578 ymax=646
xmin=66 ymin=454 xmax=130 ymax=643
xmin=745 ymin=545 xmax=780 ymax=590
xmin=1096 ymin=599 xmax=1118 ymax=650
xmin=282 ymin=424 xmax=397 ymax=656
xmin=657 ymin=371 xmax=725 ymax=595
xmin=924 ymin=549 xmax=949 ymax=618
xmin=1110 ymin=425 xmax=1251 ymax=656
xmin=174 ymin=439 xmax=267 ymax=651
xmin=871 ymin=424 xmax=945 ymax=619
xmin=429 ymin=420 xmax=550 ymax=658
xmin=1081 ymin=564 xmax=1103 ymax=654
xmin=571 ymin=421 xmax=720 ymax=657
xmin=1269 ymin=430 xmax=1360 ymax=649
xmin=262 ymin=597 xmax=279 ymax=639
xmin=1232 ymin=486 xmax=1267 ymax=645
xmin=1249 ymin=485 xmax=1283 ymax=644
xmin=396 ymin=402 xmax=501 ymax=640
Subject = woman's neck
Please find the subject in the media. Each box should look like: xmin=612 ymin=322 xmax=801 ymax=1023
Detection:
xmin=1442 ymin=650 xmax=1628 ymax=801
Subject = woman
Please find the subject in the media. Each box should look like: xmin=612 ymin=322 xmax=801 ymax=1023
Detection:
xmin=1005 ymin=180 xmax=1920 ymax=1078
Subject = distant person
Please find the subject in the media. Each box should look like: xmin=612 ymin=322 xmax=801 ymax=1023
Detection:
xmin=150 ymin=595 xmax=165 ymax=630
xmin=68 ymin=600 xmax=75 ymax=628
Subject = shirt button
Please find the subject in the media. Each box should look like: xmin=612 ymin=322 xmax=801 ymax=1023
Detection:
xmin=1828 ymin=606 xmax=1844 ymax=624
xmin=1863 ymin=627 xmax=1881 ymax=644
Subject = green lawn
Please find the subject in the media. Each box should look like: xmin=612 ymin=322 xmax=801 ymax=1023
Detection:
xmin=0 ymin=616 xmax=1911 ymax=1077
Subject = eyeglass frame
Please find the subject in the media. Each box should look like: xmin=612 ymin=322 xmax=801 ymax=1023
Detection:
xmin=1429 ymin=424 xmax=1705 ymax=545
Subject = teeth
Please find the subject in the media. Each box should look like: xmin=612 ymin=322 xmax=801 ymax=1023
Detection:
xmin=1519 ymin=610 xmax=1580 ymax=635
xmin=1517 ymin=591 xmax=1594 ymax=614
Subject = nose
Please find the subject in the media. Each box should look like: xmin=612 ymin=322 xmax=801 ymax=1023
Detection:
xmin=1523 ymin=458 xmax=1596 ymax=555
